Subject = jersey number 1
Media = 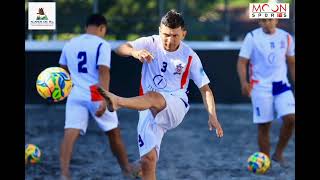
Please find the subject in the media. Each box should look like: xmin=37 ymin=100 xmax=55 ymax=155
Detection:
xmin=78 ymin=51 xmax=88 ymax=73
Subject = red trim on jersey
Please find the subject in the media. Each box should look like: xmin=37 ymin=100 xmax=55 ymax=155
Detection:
xmin=90 ymin=84 xmax=103 ymax=101
xmin=250 ymin=79 xmax=259 ymax=87
xmin=249 ymin=63 xmax=259 ymax=88
xmin=180 ymin=56 xmax=193 ymax=89
xmin=139 ymin=79 xmax=144 ymax=96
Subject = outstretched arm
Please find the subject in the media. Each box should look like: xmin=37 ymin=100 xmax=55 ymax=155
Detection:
xmin=115 ymin=43 xmax=154 ymax=63
xmin=200 ymin=84 xmax=223 ymax=138
xmin=115 ymin=43 xmax=134 ymax=57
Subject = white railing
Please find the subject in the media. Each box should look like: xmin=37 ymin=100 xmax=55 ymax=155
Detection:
xmin=25 ymin=40 xmax=243 ymax=52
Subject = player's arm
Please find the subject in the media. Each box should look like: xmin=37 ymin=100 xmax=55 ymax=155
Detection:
xmin=199 ymin=84 xmax=223 ymax=138
xmin=115 ymin=43 xmax=154 ymax=63
xmin=115 ymin=43 xmax=134 ymax=57
xmin=98 ymin=65 xmax=110 ymax=91
xmin=95 ymin=43 xmax=112 ymax=117
xmin=95 ymin=65 xmax=110 ymax=117
xmin=287 ymin=55 xmax=295 ymax=86
xmin=237 ymin=57 xmax=251 ymax=97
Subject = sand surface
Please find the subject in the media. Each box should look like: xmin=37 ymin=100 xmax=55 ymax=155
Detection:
xmin=25 ymin=104 xmax=295 ymax=180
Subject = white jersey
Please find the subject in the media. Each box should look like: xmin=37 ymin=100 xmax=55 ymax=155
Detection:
xmin=239 ymin=28 xmax=295 ymax=91
xmin=59 ymin=34 xmax=111 ymax=101
xmin=129 ymin=35 xmax=210 ymax=103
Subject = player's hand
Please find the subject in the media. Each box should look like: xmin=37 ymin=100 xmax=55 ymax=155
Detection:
xmin=95 ymin=100 xmax=107 ymax=117
xmin=241 ymin=82 xmax=252 ymax=98
xmin=132 ymin=49 xmax=154 ymax=63
xmin=208 ymin=116 xmax=223 ymax=138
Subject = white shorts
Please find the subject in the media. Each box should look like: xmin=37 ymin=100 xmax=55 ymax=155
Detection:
xmin=251 ymin=89 xmax=295 ymax=124
xmin=65 ymin=98 xmax=118 ymax=135
xmin=137 ymin=92 xmax=189 ymax=160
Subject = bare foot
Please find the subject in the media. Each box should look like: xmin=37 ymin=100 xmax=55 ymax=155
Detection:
xmin=96 ymin=86 xmax=119 ymax=112
xmin=123 ymin=160 xmax=142 ymax=179
xmin=271 ymin=154 xmax=289 ymax=168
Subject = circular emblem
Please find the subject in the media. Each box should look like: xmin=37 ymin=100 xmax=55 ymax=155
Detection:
xmin=267 ymin=53 xmax=276 ymax=64
xmin=153 ymin=75 xmax=167 ymax=89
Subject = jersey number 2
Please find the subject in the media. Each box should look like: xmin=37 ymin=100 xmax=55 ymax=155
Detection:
xmin=78 ymin=51 xmax=88 ymax=73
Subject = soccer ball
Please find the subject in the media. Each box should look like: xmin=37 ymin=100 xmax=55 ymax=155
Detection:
xmin=36 ymin=67 xmax=72 ymax=102
xmin=25 ymin=144 xmax=41 ymax=165
xmin=247 ymin=152 xmax=271 ymax=174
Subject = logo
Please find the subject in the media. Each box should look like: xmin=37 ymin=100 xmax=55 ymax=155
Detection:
xmin=267 ymin=52 xmax=276 ymax=64
xmin=174 ymin=64 xmax=183 ymax=75
xmin=153 ymin=75 xmax=167 ymax=89
xmin=28 ymin=2 xmax=56 ymax=30
xmin=172 ymin=59 xmax=185 ymax=75
xmin=36 ymin=8 xmax=48 ymax=20
xmin=249 ymin=2 xmax=289 ymax=19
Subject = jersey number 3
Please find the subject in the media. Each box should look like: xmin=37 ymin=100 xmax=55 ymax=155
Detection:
xmin=161 ymin=62 xmax=167 ymax=72
xmin=78 ymin=51 xmax=88 ymax=73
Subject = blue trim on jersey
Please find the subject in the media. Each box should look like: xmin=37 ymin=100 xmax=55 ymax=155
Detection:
xmin=96 ymin=42 xmax=103 ymax=69
xmin=250 ymin=31 xmax=254 ymax=37
xmin=180 ymin=98 xmax=189 ymax=108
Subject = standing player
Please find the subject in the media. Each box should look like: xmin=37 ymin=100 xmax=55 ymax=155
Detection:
xmin=58 ymin=14 xmax=140 ymax=180
xmin=97 ymin=9 xmax=224 ymax=180
xmin=237 ymin=19 xmax=295 ymax=168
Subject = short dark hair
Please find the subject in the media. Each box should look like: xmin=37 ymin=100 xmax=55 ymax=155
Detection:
xmin=160 ymin=9 xmax=185 ymax=30
xmin=86 ymin=14 xmax=108 ymax=27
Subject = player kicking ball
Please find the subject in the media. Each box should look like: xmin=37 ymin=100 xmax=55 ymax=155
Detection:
xmin=97 ymin=9 xmax=223 ymax=180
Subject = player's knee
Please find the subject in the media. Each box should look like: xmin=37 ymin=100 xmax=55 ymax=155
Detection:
xmin=283 ymin=114 xmax=295 ymax=128
xmin=145 ymin=92 xmax=166 ymax=109
xmin=146 ymin=92 xmax=161 ymax=101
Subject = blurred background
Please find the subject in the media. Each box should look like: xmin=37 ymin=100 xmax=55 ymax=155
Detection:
xmin=25 ymin=0 xmax=295 ymax=104
xmin=25 ymin=0 xmax=294 ymax=41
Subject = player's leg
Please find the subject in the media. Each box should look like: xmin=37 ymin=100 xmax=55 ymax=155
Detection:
xmin=140 ymin=148 xmax=157 ymax=180
xmin=257 ymin=122 xmax=272 ymax=157
xmin=251 ymin=89 xmax=274 ymax=157
xmin=272 ymin=113 xmax=294 ymax=166
xmin=97 ymin=86 xmax=166 ymax=115
xmin=272 ymin=90 xmax=295 ymax=167
xmin=60 ymin=99 xmax=89 ymax=179
xmin=137 ymin=93 xmax=188 ymax=180
xmin=137 ymin=110 xmax=164 ymax=180
xmin=90 ymin=103 xmax=141 ymax=178
xmin=60 ymin=128 xmax=81 ymax=179
xmin=106 ymin=127 xmax=142 ymax=177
